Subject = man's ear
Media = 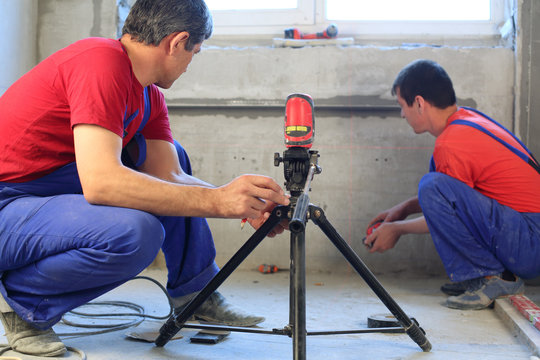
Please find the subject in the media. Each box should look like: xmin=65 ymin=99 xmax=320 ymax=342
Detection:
xmin=167 ymin=31 xmax=190 ymax=54
xmin=415 ymin=95 xmax=425 ymax=113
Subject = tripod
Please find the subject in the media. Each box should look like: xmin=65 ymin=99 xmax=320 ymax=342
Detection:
xmin=156 ymin=147 xmax=432 ymax=359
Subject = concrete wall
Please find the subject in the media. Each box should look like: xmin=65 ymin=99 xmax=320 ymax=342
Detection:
xmin=31 ymin=0 xmax=518 ymax=276
xmin=0 ymin=0 xmax=37 ymax=95
xmin=517 ymin=0 xmax=540 ymax=157
xmin=37 ymin=0 xmax=117 ymax=59
xmin=165 ymin=46 xmax=513 ymax=276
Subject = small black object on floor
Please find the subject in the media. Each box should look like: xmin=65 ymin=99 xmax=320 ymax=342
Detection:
xmin=190 ymin=331 xmax=229 ymax=344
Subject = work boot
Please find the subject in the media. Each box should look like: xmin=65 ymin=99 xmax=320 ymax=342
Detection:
xmin=440 ymin=279 xmax=472 ymax=296
xmin=445 ymin=275 xmax=524 ymax=310
xmin=0 ymin=311 xmax=66 ymax=357
xmin=174 ymin=291 xmax=264 ymax=327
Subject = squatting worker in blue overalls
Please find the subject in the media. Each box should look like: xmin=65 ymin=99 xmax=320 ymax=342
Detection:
xmin=0 ymin=0 xmax=290 ymax=357
xmin=364 ymin=59 xmax=540 ymax=310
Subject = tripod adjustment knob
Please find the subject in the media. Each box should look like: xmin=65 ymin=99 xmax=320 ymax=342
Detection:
xmin=274 ymin=152 xmax=283 ymax=167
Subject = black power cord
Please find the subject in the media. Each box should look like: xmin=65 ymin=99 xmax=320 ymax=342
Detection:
xmin=58 ymin=275 xmax=174 ymax=338
xmin=0 ymin=276 xmax=173 ymax=359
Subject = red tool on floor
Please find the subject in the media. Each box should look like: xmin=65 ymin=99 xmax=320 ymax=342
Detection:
xmin=258 ymin=264 xmax=279 ymax=274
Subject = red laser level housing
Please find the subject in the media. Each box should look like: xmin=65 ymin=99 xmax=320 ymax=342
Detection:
xmin=284 ymin=94 xmax=315 ymax=148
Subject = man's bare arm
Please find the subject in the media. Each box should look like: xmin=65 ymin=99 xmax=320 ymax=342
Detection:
xmin=73 ymin=124 xmax=289 ymax=219
xmin=139 ymin=139 xmax=213 ymax=187
xmin=364 ymin=216 xmax=429 ymax=253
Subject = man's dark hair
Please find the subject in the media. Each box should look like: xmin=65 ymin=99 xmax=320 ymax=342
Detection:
xmin=391 ymin=59 xmax=456 ymax=108
xmin=122 ymin=0 xmax=213 ymax=51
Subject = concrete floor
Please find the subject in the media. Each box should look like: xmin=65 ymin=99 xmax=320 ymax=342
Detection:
xmin=1 ymin=268 xmax=540 ymax=360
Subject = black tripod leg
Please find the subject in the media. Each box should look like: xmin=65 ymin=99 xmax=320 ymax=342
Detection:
xmin=290 ymin=231 xmax=306 ymax=360
xmin=310 ymin=206 xmax=432 ymax=352
xmin=155 ymin=206 xmax=287 ymax=347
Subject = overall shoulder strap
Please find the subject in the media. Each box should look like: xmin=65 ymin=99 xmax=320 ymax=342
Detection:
xmin=121 ymin=86 xmax=152 ymax=168
xmin=450 ymin=109 xmax=540 ymax=175
xmin=130 ymin=86 xmax=152 ymax=167
xmin=138 ymin=86 xmax=152 ymax=132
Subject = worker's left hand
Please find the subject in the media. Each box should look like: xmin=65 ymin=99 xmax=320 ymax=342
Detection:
xmin=364 ymin=221 xmax=401 ymax=253
xmin=246 ymin=201 xmax=289 ymax=237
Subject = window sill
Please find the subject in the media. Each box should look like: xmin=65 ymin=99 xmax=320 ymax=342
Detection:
xmin=205 ymin=33 xmax=507 ymax=49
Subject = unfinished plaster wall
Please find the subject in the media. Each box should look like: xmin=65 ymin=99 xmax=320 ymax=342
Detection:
xmin=164 ymin=46 xmax=514 ymax=275
xmin=517 ymin=0 xmax=540 ymax=158
xmin=34 ymin=0 xmax=516 ymax=276
xmin=0 ymin=0 xmax=37 ymax=95
xmin=37 ymin=0 xmax=117 ymax=60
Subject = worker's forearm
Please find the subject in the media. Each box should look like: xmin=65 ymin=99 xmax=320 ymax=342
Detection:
xmin=73 ymin=124 xmax=281 ymax=218
xmin=400 ymin=196 xmax=422 ymax=216
xmin=170 ymin=171 xmax=214 ymax=188
xmin=394 ymin=216 xmax=429 ymax=236
xmin=83 ymin=164 xmax=220 ymax=218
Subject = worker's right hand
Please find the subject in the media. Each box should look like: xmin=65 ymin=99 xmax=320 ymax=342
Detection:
xmin=215 ymin=174 xmax=290 ymax=219
xmin=245 ymin=201 xmax=289 ymax=238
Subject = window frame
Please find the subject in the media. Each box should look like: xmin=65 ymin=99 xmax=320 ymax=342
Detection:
xmin=209 ymin=0 xmax=507 ymax=38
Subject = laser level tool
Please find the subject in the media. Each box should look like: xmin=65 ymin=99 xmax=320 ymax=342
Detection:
xmin=284 ymin=93 xmax=315 ymax=148
xmin=275 ymin=94 xmax=320 ymax=211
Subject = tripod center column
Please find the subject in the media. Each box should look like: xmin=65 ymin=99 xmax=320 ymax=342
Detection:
xmin=290 ymin=230 xmax=307 ymax=360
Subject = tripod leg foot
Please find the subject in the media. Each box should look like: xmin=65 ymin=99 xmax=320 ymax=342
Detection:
xmin=405 ymin=323 xmax=432 ymax=352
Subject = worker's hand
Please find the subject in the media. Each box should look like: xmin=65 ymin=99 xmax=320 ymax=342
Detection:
xmin=216 ymin=175 xmax=290 ymax=219
xmin=365 ymin=206 xmax=404 ymax=253
xmin=245 ymin=201 xmax=289 ymax=238
xmin=367 ymin=197 xmax=421 ymax=230
xmin=363 ymin=221 xmax=401 ymax=253
xmin=367 ymin=204 xmax=408 ymax=229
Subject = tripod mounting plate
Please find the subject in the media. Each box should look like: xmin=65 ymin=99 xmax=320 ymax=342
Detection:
xmin=274 ymin=147 xmax=320 ymax=196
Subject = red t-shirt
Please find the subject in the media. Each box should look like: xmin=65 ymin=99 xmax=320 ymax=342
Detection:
xmin=0 ymin=37 xmax=173 ymax=183
xmin=433 ymin=107 xmax=540 ymax=212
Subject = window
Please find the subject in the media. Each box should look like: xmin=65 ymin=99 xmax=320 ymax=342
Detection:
xmin=204 ymin=1 xmax=298 ymax=11
xmin=207 ymin=0 xmax=314 ymax=28
xmin=117 ymin=0 xmax=506 ymax=39
xmin=207 ymin=0 xmax=505 ymax=38
xmin=326 ymin=0 xmax=491 ymax=21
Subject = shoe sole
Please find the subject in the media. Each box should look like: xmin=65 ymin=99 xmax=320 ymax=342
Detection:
xmin=445 ymin=292 xmax=523 ymax=310
xmin=194 ymin=314 xmax=264 ymax=327
xmin=441 ymin=289 xmax=466 ymax=296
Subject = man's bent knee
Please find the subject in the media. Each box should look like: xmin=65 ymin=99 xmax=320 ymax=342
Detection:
xmin=99 ymin=209 xmax=164 ymax=274
xmin=418 ymin=172 xmax=447 ymax=210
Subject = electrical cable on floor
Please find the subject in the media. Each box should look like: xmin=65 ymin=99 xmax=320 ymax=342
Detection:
xmin=58 ymin=275 xmax=174 ymax=337
xmin=0 ymin=275 xmax=174 ymax=360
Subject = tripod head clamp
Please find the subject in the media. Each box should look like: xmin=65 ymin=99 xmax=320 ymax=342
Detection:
xmin=274 ymin=148 xmax=320 ymax=197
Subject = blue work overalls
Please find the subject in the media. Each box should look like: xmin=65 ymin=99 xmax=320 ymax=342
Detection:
xmin=0 ymin=87 xmax=219 ymax=329
xmin=418 ymin=108 xmax=540 ymax=282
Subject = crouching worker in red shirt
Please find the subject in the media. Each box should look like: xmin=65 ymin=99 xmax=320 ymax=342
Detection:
xmin=0 ymin=0 xmax=289 ymax=357
xmin=365 ymin=59 xmax=540 ymax=310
